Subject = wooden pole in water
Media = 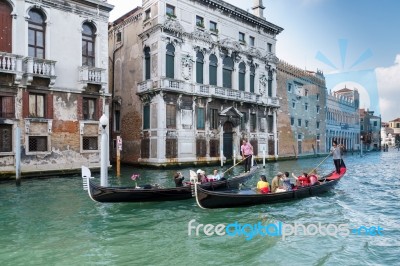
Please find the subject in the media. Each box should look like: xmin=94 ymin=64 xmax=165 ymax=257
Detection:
xmin=15 ymin=127 xmax=21 ymax=186
xmin=116 ymin=136 xmax=121 ymax=177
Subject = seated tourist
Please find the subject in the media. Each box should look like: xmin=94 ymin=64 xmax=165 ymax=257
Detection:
xmin=309 ymin=170 xmax=320 ymax=186
xmin=292 ymin=172 xmax=311 ymax=187
xmin=257 ymin=175 xmax=270 ymax=194
xmin=271 ymin=172 xmax=284 ymax=193
xmin=173 ymin=172 xmax=185 ymax=187
xmin=196 ymin=169 xmax=208 ymax=183
xmin=282 ymin=172 xmax=293 ymax=191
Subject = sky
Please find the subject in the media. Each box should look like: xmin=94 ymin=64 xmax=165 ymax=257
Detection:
xmin=107 ymin=0 xmax=400 ymax=122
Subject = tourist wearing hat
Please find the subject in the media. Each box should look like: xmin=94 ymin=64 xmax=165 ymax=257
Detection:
xmin=196 ymin=169 xmax=208 ymax=183
xmin=271 ymin=172 xmax=284 ymax=193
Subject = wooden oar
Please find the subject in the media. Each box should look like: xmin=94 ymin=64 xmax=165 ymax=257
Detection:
xmin=222 ymin=155 xmax=252 ymax=176
xmin=308 ymin=152 xmax=332 ymax=175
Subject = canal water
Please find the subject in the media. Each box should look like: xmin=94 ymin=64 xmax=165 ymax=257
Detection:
xmin=1 ymin=151 xmax=399 ymax=265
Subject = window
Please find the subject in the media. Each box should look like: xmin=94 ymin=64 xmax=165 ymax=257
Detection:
xmin=114 ymin=109 xmax=120 ymax=132
xmin=250 ymin=64 xmax=255 ymax=93
xmin=316 ymin=121 xmax=320 ymax=129
xmin=197 ymin=108 xmax=205 ymax=129
xmin=209 ymin=54 xmax=218 ymax=86
xmin=238 ymin=62 xmax=246 ymax=91
xmin=297 ymin=134 xmax=302 ymax=140
xmin=267 ymin=43 xmax=272 ymax=52
xmin=144 ymin=47 xmax=151 ymax=80
xmin=196 ymin=52 xmax=204 ymax=84
xmin=316 ymin=93 xmax=320 ymax=100
xmin=196 ymin=16 xmax=204 ymax=28
xmin=116 ymin=32 xmax=121 ymax=42
xmin=249 ymin=36 xmax=255 ymax=46
xmin=250 ymin=114 xmax=256 ymax=132
xmin=83 ymin=136 xmax=98 ymax=150
xmin=166 ymin=139 xmax=177 ymax=158
xmin=223 ymin=56 xmax=233 ymax=88
xmin=268 ymin=116 xmax=273 ymax=133
xmin=0 ymin=124 xmax=12 ymax=152
xmin=144 ymin=8 xmax=151 ymax=20
xmin=166 ymin=43 xmax=175 ymax=79
xmin=166 ymin=104 xmax=176 ymax=128
xmin=0 ymin=96 xmax=14 ymax=118
xmin=28 ymin=9 xmax=45 ymax=59
xmin=240 ymin=112 xmax=247 ymax=131
xmin=305 ymin=89 xmax=308 ymax=96
xmin=290 ymin=117 xmax=294 ymax=126
xmin=29 ymin=136 xmax=47 ymax=152
xmin=305 ymin=103 xmax=308 ymax=111
xmin=305 ymin=120 xmax=309 ymax=128
xmin=166 ymin=4 xmax=175 ymax=17
xmin=210 ymin=108 xmax=219 ymax=130
xmin=82 ymin=23 xmax=96 ymax=67
xmin=288 ymin=83 xmax=292 ymax=92
xmin=373 ymin=121 xmax=378 ymax=127
xmin=83 ymin=97 xmax=96 ymax=120
xmin=239 ymin=32 xmax=245 ymax=43
xmin=29 ymin=93 xmax=45 ymax=118
xmin=298 ymin=119 xmax=301 ymax=127
xmin=316 ymin=105 xmax=320 ymax=114
xmin=209 ymin=21 xmax=217 ymax=33
xmin=292 ymin=100 xmax=296 ymax=109
xmin=143 ymin=105 xmax=150 ymax=129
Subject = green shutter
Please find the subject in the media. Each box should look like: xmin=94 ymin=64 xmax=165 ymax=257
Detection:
xmin=143 ymin=105 xmax=150 ymax=129
xmin=197 ymin=108 xmax=205 ymax=129
xmin=196 ymin=62 xmax=203 ymax=84
xmin=166 ymin=55 xmax=174 ymax=78
xmin=209 ymin=65 xmax=217 ymax=85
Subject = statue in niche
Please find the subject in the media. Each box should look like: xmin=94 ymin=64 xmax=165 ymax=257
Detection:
xmin=181 ymin=55 xmax=193 ymax=80
xmin=259 ymin=74 xmax=268 ymax=95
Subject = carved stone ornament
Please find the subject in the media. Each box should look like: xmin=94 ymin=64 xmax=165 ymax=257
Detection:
xmin=163 ymin=18 xmax=184 ymax=33
xmin=259 ymin=74 xmax=268 ymax=95
xmin=264 ymin=52 xmax=279 ymax=64
xmin=247 ymin=47 xmax=262 ymax=58
xmin=219 ymin=38 xmax=242 ymax=52
xmin=192 ymin=29 xmax=213 ymax=43
xmin=181 ymin=55 xmax=193 ymax=80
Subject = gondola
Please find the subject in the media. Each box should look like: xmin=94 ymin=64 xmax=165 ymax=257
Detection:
xmin=81 ymin=165 xmax=257 ymax=203
xmin=194 ymin=167 xmax=346 ymax=209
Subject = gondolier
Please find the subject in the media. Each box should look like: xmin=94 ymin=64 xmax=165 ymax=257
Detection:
xmin=330 ymin=140 xmax=345 ymax=174
xmin=241 ymin=139 xmax=253 ymax=173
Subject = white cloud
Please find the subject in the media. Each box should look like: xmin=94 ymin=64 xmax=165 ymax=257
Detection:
xmin=375 ymin=55 xmax=400 ymax=121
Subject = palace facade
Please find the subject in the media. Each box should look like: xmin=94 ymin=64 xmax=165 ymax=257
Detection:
xmin=0 ymin=0 xmax=112 ymax=176
xmin=108 ymin=0 xmax=283 ymax=166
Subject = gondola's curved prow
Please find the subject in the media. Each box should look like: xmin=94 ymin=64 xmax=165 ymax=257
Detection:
xmin=81 ymin=166 xmax=97 ymax=202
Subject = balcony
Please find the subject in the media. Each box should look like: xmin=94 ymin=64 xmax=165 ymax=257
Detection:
xmin=79 ymin=66 xmax=106 ymax=90
xmin=137 ymin=78 xmax=283 ymax=106
xmin=24 ymin=57 xmax=57 ymax=87
xmin=0 ymin=52 xmax=23 ymax=84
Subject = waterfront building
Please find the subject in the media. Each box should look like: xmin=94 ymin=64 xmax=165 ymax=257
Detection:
xmin=0 ymin=0 xmax=112 ymax=175
xmin=381 ymin=122 xmax=395 ymax=147
xmin=276 ymin=61 xmax=327 ymax=157
xmin=387 ymin=118 xmax=400 ymax=147
xmin=325 ymin=87 xmax=360 ymax=152
xmin=359 ymin=109 xmax=381 ymax=151
xmin=108 ymin=0 xmax=283 ymax=166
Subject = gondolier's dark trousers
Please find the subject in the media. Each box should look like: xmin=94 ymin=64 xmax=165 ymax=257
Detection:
xmin=333 ymin=159 xmax=345 ymax=174
xmin=244 ymin=155 xmax=252 ymax=172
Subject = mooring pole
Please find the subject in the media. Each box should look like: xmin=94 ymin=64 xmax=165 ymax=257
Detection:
xmin=15 ymin=127 xmax=21 ymax=186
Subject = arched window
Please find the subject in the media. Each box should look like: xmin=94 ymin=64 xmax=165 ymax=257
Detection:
xmin=28 ymin=9 xmax=46 ymax=59
xmin=144 ymin=47 xmax=151 ymax=80
xmin=82 ymin=22 xmax=96 ymax=67
xmin=0 ymin=0 xmax=12 ymax=53
xmin=196 ymin=52 xmax=204 ymax=84
xmin=238 ymin=62 xmax=246 ymax=91
xmin=209 ymin=54 xmax=218 ymax=86
xmin=223 ymin=56 xmax=233 ymax=88
xmin=250 ymin=64 xmax=255 ymax=93
xmin=166 ymin=43 xmax=175 ymax=79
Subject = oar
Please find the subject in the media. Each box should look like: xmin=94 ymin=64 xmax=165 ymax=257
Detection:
xmin=308 ymin=152 xmax=332 ymax=176
xmin=222 ymin=155 xmax=252 ymax=176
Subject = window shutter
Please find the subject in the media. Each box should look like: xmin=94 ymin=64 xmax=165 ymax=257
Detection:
xmin=46 ymin=94 xmax=53 ymax=119
xmin=22 ymin=91 xmax=29 ymax=118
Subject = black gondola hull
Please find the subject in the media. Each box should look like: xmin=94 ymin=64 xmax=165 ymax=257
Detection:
xmin=86 ymin=167 xmax=257 ymax=203
xmin=195 ymin=168 xmax=345 ymax=208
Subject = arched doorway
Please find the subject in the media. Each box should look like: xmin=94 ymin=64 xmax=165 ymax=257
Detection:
xmin=223 ymin=122 xmax=233 ymax=159
xmin=0 ymin=0 xmax=13 ymax=53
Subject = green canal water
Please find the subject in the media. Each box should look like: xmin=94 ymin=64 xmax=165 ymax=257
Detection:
xmin=1 ymin=151 xmax=399 ymax=265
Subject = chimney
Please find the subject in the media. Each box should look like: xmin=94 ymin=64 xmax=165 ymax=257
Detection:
xmin=252 ymin=0 xmax=266 ymax=19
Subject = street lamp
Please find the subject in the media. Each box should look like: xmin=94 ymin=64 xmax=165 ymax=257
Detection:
xmin=100 ymin=114 xmax=109 ymax=187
